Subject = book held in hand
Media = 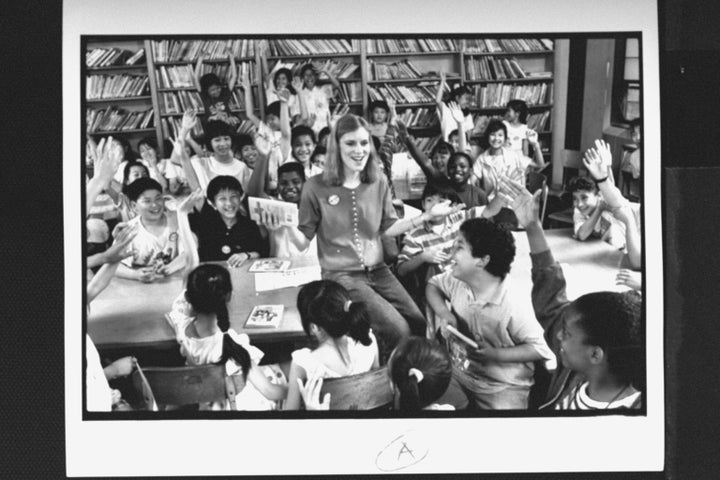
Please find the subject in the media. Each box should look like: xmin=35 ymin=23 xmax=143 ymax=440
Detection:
xmin=248 ymin=259 xmax=291 ymax=273
xmin=248 ymin=196 xmax=298 ymax=227
xmin=245 ymin=305 xmax=284 ymax=328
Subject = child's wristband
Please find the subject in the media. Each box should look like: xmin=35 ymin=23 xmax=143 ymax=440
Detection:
xmin=595 ymin=176 xmax=609 ymax=184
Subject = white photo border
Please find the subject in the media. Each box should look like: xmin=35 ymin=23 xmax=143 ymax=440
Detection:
xmin=65 ymin=0 xmax=663 ymax=475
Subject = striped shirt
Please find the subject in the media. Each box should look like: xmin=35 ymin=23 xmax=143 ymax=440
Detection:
xmin=554 ymin=381 xmax=642 ymax=410
xmin=397 ymin=206 xmax=487 ymax=277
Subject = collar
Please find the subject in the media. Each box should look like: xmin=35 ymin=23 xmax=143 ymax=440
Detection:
xmin=464 ymin=277 xmax=508 ymax=307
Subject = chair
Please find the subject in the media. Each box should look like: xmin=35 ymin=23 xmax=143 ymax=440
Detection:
xmin=525 ymin=171 xmax=549 ymax=226
xmin=131 ymin=364 xmax=246 ymax=410
xmin=319 ymin=367 xmax=393 ymax=410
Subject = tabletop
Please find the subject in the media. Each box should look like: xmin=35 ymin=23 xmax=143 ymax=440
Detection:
xmin=86 ymin=229 xmax=630 ymax=350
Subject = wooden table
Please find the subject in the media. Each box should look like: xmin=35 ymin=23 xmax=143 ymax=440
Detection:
xmin=87 ymin=229 xmax=629 ymax=350
xmin=88 ymin=257 xmax=320 ymax=350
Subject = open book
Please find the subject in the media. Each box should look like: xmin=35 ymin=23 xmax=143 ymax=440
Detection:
xmin=248 ymin=259 xmax=291 ymax=273
xmin=245 ymin=305 xmax=284 ymax=328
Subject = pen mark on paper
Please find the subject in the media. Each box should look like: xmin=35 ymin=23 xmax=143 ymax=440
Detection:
xmin=375 ymin=430 xmax=429 ymax=472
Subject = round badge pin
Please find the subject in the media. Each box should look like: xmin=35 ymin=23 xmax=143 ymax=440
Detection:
xmin=221 ymin=245 xmax=231 ymax=254
xmin=328 ymin=195 xmax=340 ymax=206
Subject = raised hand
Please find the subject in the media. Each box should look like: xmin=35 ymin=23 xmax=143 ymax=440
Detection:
xmin=427 ymin=199 xmax=466 ymax=221
xmin=526 ymin=128 xmax=539 ymax=145
xmin=177 ymin=188 xmax=204 ymax=214
xmin=181 ymin=109 xmax=197 ymax=131
xmin=257 ymin=209 xmax=283 ymax=231
xmin=240 ymin=72 xmax=252 ymax=90
xmin=439 ymin=70 xmax=447 ymax=86
xmin=448 ymin=101 xmax=465 ymax=124
xmin=104 ymin=222 xmax=139 ymax=263
xmin=386 ymin=97 xmax=397 ymax=126
xmin=298 ymin=373 xmax=331 ymax=411
xmin=582 ymin=146 xmax=607 ymax=181
xmin=593 ymin=138 xmax=613 ymax=167
xmin=501 ymin=179 xmax=541 ymax=228
xmin=291 ymin=76 xmax=303 ymax=92
xmin=275 ymin=88 xmax=291 ymax=103
xmin=396 ymin=120 xmax=409 ymax=143
xmin=422 ymin=247 xmax=451 ymax=265
xmin=93 ymin=136 xmax=121 ymax=184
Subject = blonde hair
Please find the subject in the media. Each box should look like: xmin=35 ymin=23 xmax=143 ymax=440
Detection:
xmin=323 ymin=114 xmax=379 ymax=186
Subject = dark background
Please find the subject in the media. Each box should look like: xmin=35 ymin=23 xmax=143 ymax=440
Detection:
xmin=3 ymin=0 xmax=719 ymax=478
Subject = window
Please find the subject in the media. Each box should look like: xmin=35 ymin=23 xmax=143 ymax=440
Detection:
xmin=611 ymin=37 xmax=641 ymax=126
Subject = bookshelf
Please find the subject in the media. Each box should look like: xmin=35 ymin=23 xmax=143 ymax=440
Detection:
xmin=85 ymin=37 xmax=556 ymax=160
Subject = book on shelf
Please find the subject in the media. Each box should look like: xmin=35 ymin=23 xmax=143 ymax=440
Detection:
xmin=463 ymin=38 xmax=553 ymax=54
xmin=86 ymin=74 xmax=149 ymax=100
xmin=471 ymin=82 xmax=552 ymax=109
xmin=268 ymin=38 xmax=356 ymax=56
xmin=161 ymin=116 xmax=203 ymax=139
xmin=248 ymin=259 xmax=291 ymax=273
xmin=236 ymin=120 xmax=257 ymax=136
xmin=87 ymin=47 xmax=134 ymax=68
xmin=367 ymin=38 xmax=457 ymax=54
xmin=367 ymin=84 xmax=439 ymax=105
xmin=86 ymin=106 xmax=154 ymax=133
xmin=311 ymin=59 xmax=359 ymax=79
xmin=229 ymin=90 xmax=248 ymax=112
xmin=465 ymin=56 xmax=536 ymax=81
xmin=336 ymin=82 xmax=362 ymax=103
xmin=369 ymin=59 xmax=424 ymax=80
xmin=397 ymin=107 xmax=439 ymax=129
xmin=152 ymin=39 xmax=255 ymax=63
xmin=527 ymin=111 xmax=551 ymax=132
xmin=157 ymin=65 xmax=195 ymax=88
xmin=125 ymin=48 xmax=145 ymax=65
xmin=245 ymin=305 xmax=283 ymax=328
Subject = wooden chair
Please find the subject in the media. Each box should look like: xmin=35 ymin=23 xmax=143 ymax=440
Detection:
xmin=131 ymin=364 xmax=246 ymax=410
xmin=319 ymin=367 xmax=393 ymax=410
xmin=525 ymin=171 xmax=549 ymax=226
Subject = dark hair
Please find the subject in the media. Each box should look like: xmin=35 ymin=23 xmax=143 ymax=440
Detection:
xmin=430 ymin=141 xmax=454 ymax=157
xmin=506 ymin=99 xmax=529 ymax=123
xmin=121 ymin=161 xmax=150 ymax=188
xmin=185 ymin=264 xmax=251 ymax=378
xmin=447 ymin=152 xmax=473 ymax=170
xmin=236 ymin=134 xmax=255 ymax=149
xmin=137 ymin=136 xmax=158 ymax=151
xmin=265 ymin=101 xmax=281 ymax=118
xmin=310 ymin=145 xmax=327 ymax=164
xmin=291 ymin=125 xmax=316 ymax=146
xmin=124 ymin=177 xmax=162 ymax=202
xmin=112 ymin=136 xmax=137 ymax=161
xmin=368 ymin=100 xmax=390 ymax=115
xmin=449 ymin=85 xmax=471 ymax=102
xmin=422 ymin=179 xmax=461 ymax=204
xmin=570 ymin=291 xmax=644 ymax=387
xmin=371 ymin=135 xmax=382 ymax=153
xmin=278 ymin=161 xmax=306 ymax=181
xmin=206 ymin=175 xmax=243 ymax=203
xmin=568 ymin=176 xmax=598 ymax=194
xmin=300 ymin=64 xmax=315 ymax=77
xmin=318 ymin=127 xmax=331 ymax=145
xmin=459 ymin=218 xmax=515 ymax=279
xmin=448 ymin=129 xmax=459 ymax=140
xmin=199 ymin=73 xmax=222 ymax=94
xmin=273 ymin=68 xmax=296 ymax=94
xmin=204 ymin=120 xmax=235 ymax=150
xmin=390 ymin=337 xmax=452 ymax=411
xmin=297 ymin=280 xmax=372 ymax=346
xmin=484 ymin=119 xmax=507 ymax=143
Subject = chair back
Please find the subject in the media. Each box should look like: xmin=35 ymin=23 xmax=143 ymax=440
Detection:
xmin=320 ymin=367 xmax=393 ymax=410
xmin=132 ymin=364 xmax=246 ymax=410
xmin=526 ymin=171 xmax=549 ymax=225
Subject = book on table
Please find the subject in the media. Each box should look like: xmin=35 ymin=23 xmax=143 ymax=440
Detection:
xmin=248 ymin=259 xmax=291 ymax=273
xmin=245 ymin=305 xmax=284 ymax=328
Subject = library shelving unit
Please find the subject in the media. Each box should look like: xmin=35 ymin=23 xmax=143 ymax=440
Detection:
xmin=85 ymin=39 xmax=156 ymax=145
xmin=147 ymin=38 xmax=261 ymax=156
xmin=460 ymin=38 xmax=555 ymax=158
xmin=264 ymin=38 xmax=364 ymax=113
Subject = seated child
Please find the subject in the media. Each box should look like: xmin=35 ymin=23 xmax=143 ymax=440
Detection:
xmin=110 ymin=161 xmax=149 ymax=222
xmin=504 ymin=180 xmax=644 ymax=409
xmin=426 ymin=217 xmax=555 ymax=409
xmin=116 ymin=178 xmax=187 ymax=283
xmin=317 ymin=127 xmax=331 ymax=149
xmin=310 ymin=145 xmax=326 ymax=171
xmin=367 ymin=100 xmax=389 ymax=139
xmin=619 ymin=117 xmax=641 ymax=201
xmin=188 ymin=120 xmax=253 ymax=192
xmin=388 ymin=337 xmax=454 ymax=411
xmin=193 ymin=53 xmax=239 ymax=126
xmin=109 ymin=137 xmax=166 ymax=191
xmin=285 ymin=280 xmax=379 ymax=410
xmin=299 ymin=63 xmax=340 ymax=135
xmin=446 ymin=152 xmax=488 ymax=208
xmin=136 ymin=136 xmax=178 ymax=193
xmin=287 ymin=125 xmax=322 ymax=179
xmin=235 ymin=133 xmax=260 ymax=171
xmin=166 ymin=263 xmax=287 ymax=410
xmin=181 ymin=175 xmax=268 ymax=265
xmin=397 ymin=120 xmax=454 ymax=181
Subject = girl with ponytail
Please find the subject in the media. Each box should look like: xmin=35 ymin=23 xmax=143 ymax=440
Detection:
xmin=388 ymin=337 xmax=454 ymax=411
xmin=166 ymin=263 xmax=287 ymax=410
xmin=284 ymin=280 xmax=380 ymax=410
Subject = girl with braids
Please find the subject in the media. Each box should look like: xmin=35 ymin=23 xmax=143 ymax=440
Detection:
xmin=284 ymin=280 xmax=380 ymax=410
xmin=165 ymin=263 xmax=287 ymax=410
xmin=388 ymin=337 xmax=454 ymax=411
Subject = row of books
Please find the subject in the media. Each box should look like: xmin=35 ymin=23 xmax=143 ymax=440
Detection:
xmin=463 ymin=38 xmax=553 ymax=54
xmin=310 ymin=59 xmax=359 ymax=79
xmin=86 ymin=107 xmax=154 ymax=133
xmin=465 ymin=56 xmax=541 ymax=81
xmin=336 ymin=82 xmax=362 ymax=103
xmin=159 ymin=91 xmax=203 ymax=115
xmin=470 ymin=82 xmax=553 ymax=108
xmin=396 ymin=107 xmax=439 ymax=128
xmin=160 ymin=117 xmax=256 ymax=141
xmin=368 ymin=59 xmax=424 ymax=80
xmin=156 ymin=63 xmax=256 ymax=89
xmin=526 ymin=111 xmax=551 ymax=132
xmin=366 ymin=39 xmax=457 ymax=54
xmin=367 ymin=84 xmax=439 ymax=105
xmin=86 ymin=47 xmax=145 ymax=68
xmin=151 ymin=39 xmax=256 ymax=63
xmin=86 ymin=74 xmax=149 ymax=100
xmin=267 ymin=39 xmax=359 ymax=56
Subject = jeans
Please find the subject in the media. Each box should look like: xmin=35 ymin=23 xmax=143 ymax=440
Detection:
xmin=323 ymin=265 xmax=427 ymax=355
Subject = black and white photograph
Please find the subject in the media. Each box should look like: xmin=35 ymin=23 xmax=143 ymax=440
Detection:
xmin=64 ymin=0 xmax=664 ymax=476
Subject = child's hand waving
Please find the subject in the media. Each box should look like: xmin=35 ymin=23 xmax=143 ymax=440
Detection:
xmin=501 ymin=179 xmax=542 ymax=228
xmin=427 ymin=199 xmax=466 ymax=221
xmin=448 ymin=101 xmax=465 ymax=124
xmin=583 ymin=146 xmax=608 ymax=181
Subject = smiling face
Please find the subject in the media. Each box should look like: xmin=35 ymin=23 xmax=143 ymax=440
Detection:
xmin=572 ymin=189 xmax=600 ymax=216
xmin=278 ymin=171 xmax=304 ymax=204
xmin=487 ymin=128 xmax=506 ymax=152
xmin=207 ymin=84 xmax=222 ymax=99
xmin=339 ymin=127 xmax=371 ymax=177
xmin=449 ymin=232 xmax=482 ymax=281
xmin=240 ymin=145 xmax=259 ymax=168
xmin=447 ymin=155 xmax=471 ymax=186
xmin=138 ymin=143 xmax=157 ymax=162
xmin=210 ymin=135 xmax=232 ymax=158
xmin=431 ymin=149 xmax=451 ymax=173
xmin=311 ymin=153 xmax=326 ymax=170
xmin=211 ymin=188 xmax=241 ymax=221
xmin=126 ymin=165 xmax=149 ymax=185
xmin=372 ymin=107 xmax=388 ymax=125
xmin=302 ymin=69 xmax=316 ymax=89
xmin=556 ymin=308 xmax=595 ymax=372
xmin=274 ymin=72 xmax=289 ymax=90
xmin=132 ymin=188 xmax=164 ymax=221
xmin=292 ymin=134 xmax=315 ymax=166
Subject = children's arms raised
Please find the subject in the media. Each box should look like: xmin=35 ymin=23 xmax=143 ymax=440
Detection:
xmin=87 ymin=223 xmax=139 ymax=302
xmin=397 ymin=120 xmax=445 ymax=182
xmin=226 ymin=50 xmax=237 ymax=91
xmin=241 ymin=72 xmax=261 ymax=127
xmin=86 ymin=136 xmax=123 ymax=212
xmin=584 ymin=142 xmax=624 ymax=207
xmin=435 ymin=71 xmax=447 ymax=109
xmin=448 ymin=101 xmax=468 ymax=153
xmin=175 ymin=189 xmax=203 ymax=275
xmin=277 ymin=88 xmax=292 ymax=160
xmin=193 ymin=56 xmax=204 ymax=93
xmin=525 ymin=129 xmax=546 ymax=170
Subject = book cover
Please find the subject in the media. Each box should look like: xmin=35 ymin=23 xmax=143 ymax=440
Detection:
xmin=248 ymin=259 xmax=291 ymax=273
xmin=248 ymin=196 xmax=298 ymax=227
xmin=245 ymin=305 xmax=283 ymax=328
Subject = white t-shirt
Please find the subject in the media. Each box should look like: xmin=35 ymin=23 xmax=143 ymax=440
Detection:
xmin=265 ymin=87 xmax=300 ymax=117
xmin=121 ymin=213 xmax=184 ymax=268
xmin=113 ymin=159 xmax=163 ymax=184
xmin=190 ymin=155 xmax=252 ymax=192
xmin=503 ymin=121 xmax=528 ymax=154
xmin=439 ymin=102 xmax=474 ymax=142
xmin=300 ymin=85 xmax=334 ymax=135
